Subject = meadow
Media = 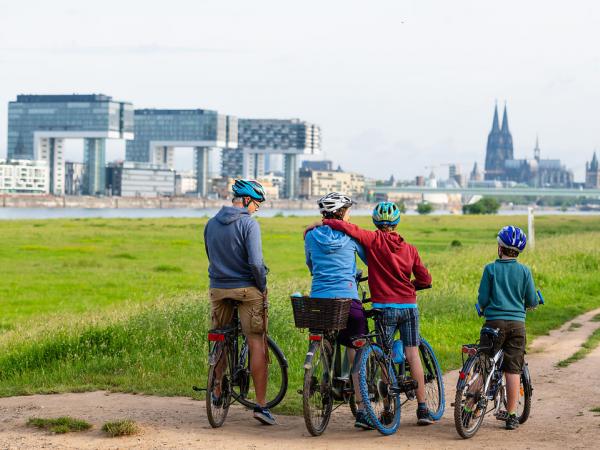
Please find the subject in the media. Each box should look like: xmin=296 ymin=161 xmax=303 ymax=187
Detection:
xmin=0 ymin=214 xmax=599 ymax=413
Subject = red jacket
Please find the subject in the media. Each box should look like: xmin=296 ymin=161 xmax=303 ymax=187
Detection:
xmin=323 ymin=220 xmax=432 ymax=304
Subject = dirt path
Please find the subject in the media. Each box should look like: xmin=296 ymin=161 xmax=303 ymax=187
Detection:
xmin=1 ymin=309 xmax=600 ymax=449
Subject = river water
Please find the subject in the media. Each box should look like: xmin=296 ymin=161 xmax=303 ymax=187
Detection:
xmin=0 ymin=207 xmax=597 ymax=220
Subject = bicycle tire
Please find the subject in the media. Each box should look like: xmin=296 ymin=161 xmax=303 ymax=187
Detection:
xmin=358 ymin=344 xmax=401 ymax=436
xmin=518 ymin=363 xmax=532 ymax=424
xmin=302 ymin=339 xmax=334 ymax=436
xmin=233 ymin=335 xmax=289 ymax=410
xmin=206 ymin=343 xmax=232 ymax=428
xmin=419 ymin=338 xmax=445 ymax=420
xmin=454 ymin=355 xmax=487 ymax=439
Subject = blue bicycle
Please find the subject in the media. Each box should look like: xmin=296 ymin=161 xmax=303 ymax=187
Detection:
xmin=353 ymin=284 xmax=445 ymax=435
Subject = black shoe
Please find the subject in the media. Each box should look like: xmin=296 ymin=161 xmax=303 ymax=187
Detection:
xmin=417 ymin=408 xmax=435 ymax=426
xmin=506 ymin=413 xmax=519 ymax=430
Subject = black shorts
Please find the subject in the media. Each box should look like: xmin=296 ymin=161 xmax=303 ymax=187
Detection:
xmin=480 ymin=320 xmax=526 ymax=374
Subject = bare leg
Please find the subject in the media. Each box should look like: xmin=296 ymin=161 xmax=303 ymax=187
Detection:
xmin=405 ymin=346 xmax=426 ymax=404
xmin=505 ymin=372 xmax=520 ymax=414
xmin=247 ymin=335 xmax=268 ymax=407
xmin=347 ymin=348 xmax=363 ymax=405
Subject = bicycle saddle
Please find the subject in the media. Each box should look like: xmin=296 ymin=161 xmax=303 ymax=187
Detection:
xmin=481 ymin=327 xmax=500 ymax=338
xmin=365 ymin=308 xmax=383 ymax=319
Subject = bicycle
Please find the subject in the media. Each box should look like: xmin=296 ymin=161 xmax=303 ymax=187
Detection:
xmin=199 ymin=300 xmax=289 ymax=428
xmin=291 ymin=274 xmax=368 ymax=436
xmin=351 ymin=284 xmax=445 ymax=435
xmin=453 ymin=291 xmax=545 ymax=439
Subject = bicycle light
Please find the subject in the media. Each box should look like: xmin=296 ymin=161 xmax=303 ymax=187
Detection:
xmin=462 ymin=345 xmax=477 ymax=356
xmin=208 ymin=332 xmax=225 ymax=341
xmin=352 ymin=338 xmax=367 ymax=348
xmin=309 ymin=334 xmax=322 ymax=341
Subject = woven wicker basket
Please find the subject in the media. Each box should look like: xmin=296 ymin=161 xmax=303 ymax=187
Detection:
xmin=290 ymin=296 xmax=351 ymax=330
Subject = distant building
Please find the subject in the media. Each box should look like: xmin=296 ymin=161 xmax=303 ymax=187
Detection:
xmin=483 ymin=104 xmax=572 ymax=187
xmin=469 ymin=162 xmax=483 ymax=182
xmin=106 ymin=161 xmax=175 ymax=197
xmin=223 ymin=118 xmax=321 ymax=198
xmin=8 ymin=94 xmax=133 ymax=195
xmin=484 ymin=104 xmax=513 ymax=181
xmin=125 ymin=109 xmax=237 ymax=196
xmin=299 ymin=168 xmax=365 ymax=199
xmin=415 ymin=176 xmax=425 ymax=186
xmin=301 ymin=160 xmax=333 ymax=171
xmin=64 ymin=162 xmax=84 ymax=195
xmin=448 ymin=164 xmax=466 ymax=187
xmin=586 ymin=151 xmax=600 ymax=188
xmin=175 ymin=171 xmax=197 ymax=196
xmin=0 ymin=159 xmax=49 ymax=194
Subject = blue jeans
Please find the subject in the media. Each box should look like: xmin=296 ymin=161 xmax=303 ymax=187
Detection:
xmin=378 ymin=307 xmax=420 ymax=349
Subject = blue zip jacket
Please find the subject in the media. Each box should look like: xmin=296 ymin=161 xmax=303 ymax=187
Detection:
xmin=204 ymin=206 xmax=268 ymax=292
xmin=305 ymin=225 xmax=367 ymax=299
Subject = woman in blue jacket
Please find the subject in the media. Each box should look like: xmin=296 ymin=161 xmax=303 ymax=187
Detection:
xmin=304 ymin=192 xmax=371 ymax=429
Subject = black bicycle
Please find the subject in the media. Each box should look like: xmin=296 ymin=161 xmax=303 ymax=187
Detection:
xmin=353 ymin=284 xmax=445 ymax=435
xmin=453 ymin=292 xmax=544 ymax=439
xmin=201 ymin=301 xmax=289 ymax=428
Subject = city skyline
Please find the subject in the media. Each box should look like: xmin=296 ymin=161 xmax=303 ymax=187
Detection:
xmin=1 ymin=1 xmax=599 ymax=181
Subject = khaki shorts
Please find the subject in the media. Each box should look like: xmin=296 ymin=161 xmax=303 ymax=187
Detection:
xmin=481 ymin=320 xmax=526 ymax=374
xmin=210 ymin=287 xmax=267 ymax=336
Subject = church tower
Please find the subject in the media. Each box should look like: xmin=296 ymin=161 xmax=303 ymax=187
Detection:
xmin=484 ymin=103 xmax=513 ymax=180
xmin=586 ymin=151 xmax=600 ymax=188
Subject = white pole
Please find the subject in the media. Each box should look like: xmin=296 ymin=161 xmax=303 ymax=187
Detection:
xmin=528 ymin=207 xmax=535 ymax=250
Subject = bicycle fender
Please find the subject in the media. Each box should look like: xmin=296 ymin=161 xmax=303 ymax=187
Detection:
xmin=209 ymin=342 xmax=224 ymax=366
xmin=303 ymin=341 xmax=320 ymax=370
xmin=456 ymin=356 xmax=477 ymax=390
xmin=522 ymin=362 xmax=533 ymax=396
xmin=351 ymin=347 xmax=367 ymax=375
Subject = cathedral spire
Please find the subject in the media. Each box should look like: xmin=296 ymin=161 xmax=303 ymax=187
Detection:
xmin=501 ymin=102 xmax=510 ymax=134
xmin=534 ymin=134 xmax=541 ymax=160
xmin=491 ymin=102 xmax=500 ymax=132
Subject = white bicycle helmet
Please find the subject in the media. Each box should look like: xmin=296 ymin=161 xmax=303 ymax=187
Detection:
xmin=317 ymin=192 xmax=354 ymax=214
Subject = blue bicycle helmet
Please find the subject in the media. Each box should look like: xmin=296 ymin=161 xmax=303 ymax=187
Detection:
xmin=372 ymin=202 xmax=401 ymax=226
xmin=232 ymin=179 xmax=266 ymax=202
xmin=497 ymin=225 xmax=527 ymax=252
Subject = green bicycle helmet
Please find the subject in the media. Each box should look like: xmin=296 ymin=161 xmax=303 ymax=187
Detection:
xmin=372 ymin=201 xmax=401 ymax=226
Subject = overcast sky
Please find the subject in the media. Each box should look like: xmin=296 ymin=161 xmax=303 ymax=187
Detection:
xmin=1 ymin=0 xmax=599 ymax=180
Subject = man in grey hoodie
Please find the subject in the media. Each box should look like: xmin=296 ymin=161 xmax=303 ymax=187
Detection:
xmin=204 ymin=179 xmax=276 ymax=425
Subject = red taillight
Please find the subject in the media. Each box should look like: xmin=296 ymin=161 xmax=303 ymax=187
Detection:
xmin=459 ymin=371 xmax=466 ymax=380
xmin=208 ymin=333 xmax=225 ymax=342
xmin=462 ymin=345 xmax=477 ymax=356
xmin=309 ymin=335 xmax=322 ymax=341
xmin=352 ymin=338 xmax=367 ymax=348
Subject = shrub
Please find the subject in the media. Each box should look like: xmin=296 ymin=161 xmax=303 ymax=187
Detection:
xmin=463 ymin=197 xmax=500 ymax=215
xmin=451 ymin=240 xmax=462 ymax=247
xmin=417 ymin=202 xmax=433 ymax=215
xmin=395 ymin=201 xmax=407 ymax=214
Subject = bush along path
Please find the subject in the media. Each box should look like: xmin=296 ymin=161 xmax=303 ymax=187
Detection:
xmin=0 ymin=308 xmax=599 ymax=449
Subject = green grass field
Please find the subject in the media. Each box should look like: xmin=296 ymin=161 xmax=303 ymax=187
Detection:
xmin=0 ymin=214 xmax=599 ymax=413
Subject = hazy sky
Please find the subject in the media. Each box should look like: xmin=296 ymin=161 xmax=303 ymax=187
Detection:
xmin=1 ymin=0 xmax=599 ymax=180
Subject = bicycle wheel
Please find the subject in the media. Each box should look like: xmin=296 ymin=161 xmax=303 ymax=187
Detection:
xmin=419 ymin=338 xmax=445 ymax=420
xmin=454 ymin=355 xmax=488 ymax=439
xmin=232 ymin=335 xmax=289 ymax=409
xmin=358 ymin=344 xmax=401 ymax=436
xmin=517 ymin=364 xmax=533 ymax=424
xmin=303 ymin=339 xmax=334 ymax=436
xmin=206 ymin=343 xmax=232 ymax=428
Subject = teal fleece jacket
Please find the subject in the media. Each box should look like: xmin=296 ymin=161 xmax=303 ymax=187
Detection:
xmin=477 ymin=259 xmax=537 ymax=322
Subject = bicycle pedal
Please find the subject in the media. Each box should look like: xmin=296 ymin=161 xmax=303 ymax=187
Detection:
xmin=392 ymin=379 xmax=418 ymax=394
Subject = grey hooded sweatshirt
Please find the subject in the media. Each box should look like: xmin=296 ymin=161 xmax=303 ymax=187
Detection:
xmin=204 ymin=206 xmax=268 ymax=292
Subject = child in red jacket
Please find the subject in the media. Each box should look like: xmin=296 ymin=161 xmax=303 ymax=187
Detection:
xmin=322 ymin=201 xmax=435 ymax=425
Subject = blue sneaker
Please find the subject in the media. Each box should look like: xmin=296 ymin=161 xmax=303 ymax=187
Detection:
xmin=354 ymin=411 xmax=375 ymax=430
xmin=253 ymin=406 xmax=277 ymax=425
xmin=417 ymin=407 xmax=435 ymax=426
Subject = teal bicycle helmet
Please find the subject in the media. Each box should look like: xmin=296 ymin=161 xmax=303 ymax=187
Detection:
xmin=372 ymin=201 xmax=401 ymax=226
xmin=232 ymin=179 xmax=266 ymax=202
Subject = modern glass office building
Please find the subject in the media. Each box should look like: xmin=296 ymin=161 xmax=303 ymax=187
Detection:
xmin=125 ymin=109 xmax=237 ymax=196
xmin=7 ymin=94 xmax=133 ymax=195
xmin=223 ymin=119 xmax=321 ymax=198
